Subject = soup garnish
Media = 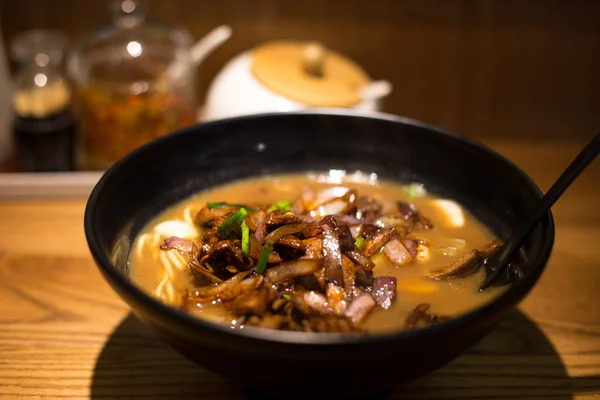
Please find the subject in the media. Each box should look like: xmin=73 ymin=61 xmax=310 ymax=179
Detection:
xmin=129 ymin=174 xmax=505 ymax=334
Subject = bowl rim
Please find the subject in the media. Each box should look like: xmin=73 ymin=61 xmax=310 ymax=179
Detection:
xmin=84 ymin=108 xmax=555 ymax=345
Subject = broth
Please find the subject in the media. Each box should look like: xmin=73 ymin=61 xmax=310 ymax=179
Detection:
xmin=128 ymin=172 xmax=507 ymax=334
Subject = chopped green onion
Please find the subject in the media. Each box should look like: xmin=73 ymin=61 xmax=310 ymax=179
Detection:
xmin=241 ymin=220 xmax=250 ymax=258
xmin=354 ymin=235 xmax=365 ymax=250
xmin=255 ymin=241 xmax=274 ymax=274
xmin=403 ymin=183 xmax=426 ymax=199
xmin=208 ymin=201 xmax=256 ymax=210
xmin=217 ymin=208 xmax=248 ymax=239
xmin=283 ymin=293 xmax=292 ymax=300
xmin=266 ymin=200 xmax=292 ymax=214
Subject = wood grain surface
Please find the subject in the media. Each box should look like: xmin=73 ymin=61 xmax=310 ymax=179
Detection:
xmin=1 ymin=138 xmax=599 ymax=399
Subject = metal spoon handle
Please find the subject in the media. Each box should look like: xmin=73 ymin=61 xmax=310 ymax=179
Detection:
xmin=480 ymin=133 xmax=600 ymax=290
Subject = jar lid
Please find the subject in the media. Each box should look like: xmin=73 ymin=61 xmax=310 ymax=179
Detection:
xmin=251 ymin=40 xmax=370 ymax=107
xmin=68 ymin=0 xmax=192 ymax=90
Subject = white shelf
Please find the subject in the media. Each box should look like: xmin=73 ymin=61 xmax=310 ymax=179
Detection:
xmin=0 ymin=171 xmax=104 ymax=199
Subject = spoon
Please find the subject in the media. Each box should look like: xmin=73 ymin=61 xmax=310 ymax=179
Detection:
xmin=479 ymin=132 xmax=600 ymax=291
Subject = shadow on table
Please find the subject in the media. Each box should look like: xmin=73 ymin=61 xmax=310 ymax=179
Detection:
xmin=90 ymin=310 xmax=599 ymax=400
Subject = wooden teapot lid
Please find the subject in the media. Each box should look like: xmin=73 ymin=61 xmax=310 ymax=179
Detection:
xmin=251 ymin=40 xmax=370 ymax=107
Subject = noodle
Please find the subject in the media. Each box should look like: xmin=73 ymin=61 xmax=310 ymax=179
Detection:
xmin=142 ymin=216 xmax=197 ymax=304
xmin=183 ymin=205 xmax=196 ymax=227
xmin=155 ymin=272 xmax=169 ymax=299
xmin=154 ymin=219 xmax=197 ymax=239
xmin=155 ymin=245 xmax=189 ymax=304
xmin=167 ymin=250 xmax=187 ymax=271
xmin=165 ymin=282 xmax=175 ymax=303
xmin=158 ymin=251 xmax=177 ymax=302
xmin=136 ymin=233 xmax=149 ymax=258
xmin=159 ymin=252 xmax=176 ymax=279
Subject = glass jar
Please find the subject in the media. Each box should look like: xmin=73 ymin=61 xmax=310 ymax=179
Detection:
xmin=10 ymin=30 xmax=76 ymax=172
xmin=68 ymin=0 xmax=197 ymax=170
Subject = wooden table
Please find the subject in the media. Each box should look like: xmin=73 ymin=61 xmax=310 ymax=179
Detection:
xmin=1 ymin=138 xmax=599 ymax=400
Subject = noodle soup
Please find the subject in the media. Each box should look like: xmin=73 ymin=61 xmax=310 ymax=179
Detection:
xmin=129 ymin=172 xmax=506 ymax=334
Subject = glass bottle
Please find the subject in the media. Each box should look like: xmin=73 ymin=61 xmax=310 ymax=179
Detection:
xmin=68 ymin=0 xmax=197 ymax=170
xmin=10 ymin=30 xmax=76 ymax=172
xmin=0 ymin=14 xmax=14 ymax=166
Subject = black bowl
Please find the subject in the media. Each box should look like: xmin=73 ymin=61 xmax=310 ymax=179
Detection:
xmin=84 ymin=110 xmax=554 ymax=399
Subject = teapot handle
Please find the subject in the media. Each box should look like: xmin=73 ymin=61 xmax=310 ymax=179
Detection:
xmin=162 ymin=25 xmax=232 ymax=85
xmin=189 ymin=25 xmax=233 ymax=66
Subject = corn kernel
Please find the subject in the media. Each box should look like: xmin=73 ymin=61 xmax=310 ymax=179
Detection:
xmin=397 ymin=279 xmax=440 ymax=294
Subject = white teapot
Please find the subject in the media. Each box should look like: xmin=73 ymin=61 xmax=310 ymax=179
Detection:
xmin=202 ymin=40 xmax=392 ymax=121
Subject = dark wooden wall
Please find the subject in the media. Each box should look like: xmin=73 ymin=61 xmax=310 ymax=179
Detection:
xmin=2 ymin=0 xmax=599 ymax=140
